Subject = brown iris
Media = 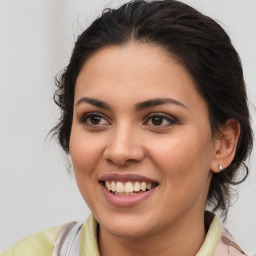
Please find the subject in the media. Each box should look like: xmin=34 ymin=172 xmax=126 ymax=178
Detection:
xmin=151 ymin=116 xmax=163 ymax=126
xmin=90 ymin=116 xmax=101 ymax=125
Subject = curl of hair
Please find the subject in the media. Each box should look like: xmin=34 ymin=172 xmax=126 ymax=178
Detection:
xmin=51 ymin=0 xmax=253 ymax=219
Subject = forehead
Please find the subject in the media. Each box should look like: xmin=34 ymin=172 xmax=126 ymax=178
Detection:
xmin=74 ymin=43 xmax=206 ymax=111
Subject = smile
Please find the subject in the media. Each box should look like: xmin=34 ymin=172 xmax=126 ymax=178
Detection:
xmin=103 ymin=181 xmax=158 ymax=196
xmin=99 ymin=174 xmax=159 ymax=206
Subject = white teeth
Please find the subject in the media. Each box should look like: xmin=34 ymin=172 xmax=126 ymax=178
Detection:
xmin=141 ymin=182 xmax=147 ymax=191
xmin=116 ymin=182 xmax=125 ymax=192
xmin=134 ymin=182 xmax=140 ymax=192
xmin=124 ymin=182 xmax=133 ymax=193
xmin=105 ymin=181 xmax=156 ymax=194
xmin=105 ymin=181 xmax=111 ymax=190
xmin=111 ymin=181 xmax=116 ymax=192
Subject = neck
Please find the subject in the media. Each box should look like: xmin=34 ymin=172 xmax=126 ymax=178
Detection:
xmin=98 ymin=211 xmax=206 ymax=256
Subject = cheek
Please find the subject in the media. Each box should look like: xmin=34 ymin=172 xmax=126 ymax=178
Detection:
xmin=69 ymin=130 xmax=104 ymax=207
xmin=148 ymin=127 xmax=214 ymax=186
xmin=69 ymin=129 xmax=104 ymax=177
xmin=148 ymin=132 xmax=213 ymax=215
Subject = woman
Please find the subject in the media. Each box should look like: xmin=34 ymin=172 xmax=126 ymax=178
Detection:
xmin=2 ymin=0 xmax=253 ymax=255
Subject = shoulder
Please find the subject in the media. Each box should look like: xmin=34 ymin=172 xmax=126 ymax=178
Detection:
xmin=1 ymin=223 xmax=66 ymax=256
xmin=198 ymin=212 xmax=248 ymax=256
xmin=213 ymin=229 xmax=247 ymax=256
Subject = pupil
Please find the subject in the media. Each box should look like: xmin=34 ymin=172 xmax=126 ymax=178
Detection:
xmin=152 ymin=117 xmax=163 ymax=125
xmin=90 ymin=116 xmax=101 ymax=125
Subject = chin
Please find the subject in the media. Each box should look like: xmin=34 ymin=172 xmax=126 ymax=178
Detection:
xmin=103 ymin=223 xmax=154 ymax=240
xmin=97 ymin=211 xmax=157 ymax=239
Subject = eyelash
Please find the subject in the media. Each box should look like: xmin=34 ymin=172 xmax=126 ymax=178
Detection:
xmin=143 ymin=113 xmax=178 ymax=127
xmin=79 ymin=112 xmax=178 ymax=128
xmin=79 ymin=112 xmax=110 ymax=127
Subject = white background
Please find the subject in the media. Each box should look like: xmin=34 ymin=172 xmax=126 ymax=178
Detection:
xmin=0 ymin=0 xmax=255 ymax=254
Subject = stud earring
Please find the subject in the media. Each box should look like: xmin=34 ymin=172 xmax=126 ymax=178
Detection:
xmin=218 ymin=165 xmax=223 ymax=171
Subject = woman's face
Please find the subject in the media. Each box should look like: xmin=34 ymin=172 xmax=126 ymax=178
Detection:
xmin=70 ymin=43 xmax=217 ymax=239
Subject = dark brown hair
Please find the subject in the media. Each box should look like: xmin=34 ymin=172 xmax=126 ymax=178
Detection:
xmin=52 ymin=0 xmax=253 ymax=218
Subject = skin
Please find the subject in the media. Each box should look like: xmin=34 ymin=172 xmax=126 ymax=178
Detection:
xmin=70 ymin=43 xmax=240 ymax=256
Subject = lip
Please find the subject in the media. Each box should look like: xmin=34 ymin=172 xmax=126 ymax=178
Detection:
xmin=100 ymin=183 xmax=157 ymax=207
xmin=98 ymin=173 xmax=158 ymax=184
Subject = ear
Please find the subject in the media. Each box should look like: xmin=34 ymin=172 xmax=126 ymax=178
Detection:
xmin=211 ymin=119 xmax=240 ymax=173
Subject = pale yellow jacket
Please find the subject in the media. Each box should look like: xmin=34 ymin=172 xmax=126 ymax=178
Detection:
xmin=1 ymin=214 xmax=248 ymax=256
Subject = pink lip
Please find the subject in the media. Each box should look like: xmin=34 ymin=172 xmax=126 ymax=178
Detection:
xmin=98 ymin=173 xmax=158 ymax=183
xmin=100 ymin=183 xmax=158 ymax=207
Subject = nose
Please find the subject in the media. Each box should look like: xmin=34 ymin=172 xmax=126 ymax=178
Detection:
xmin=103 ymin=125 xmax=145 ymax=166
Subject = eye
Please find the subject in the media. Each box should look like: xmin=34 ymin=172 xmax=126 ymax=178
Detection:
xmin=80 ymin=112 xmax=110 ymax=127
xmin=144 ymin=113 xmax=177 ymax=127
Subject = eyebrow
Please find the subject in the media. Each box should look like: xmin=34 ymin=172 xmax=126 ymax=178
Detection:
xmin=135 ymin=98 xmax=189 ymax=111
xmin=75 ymin=97 xmax=188 ymax=111
xmin=76 ymin=97 xmax=111 ymax=109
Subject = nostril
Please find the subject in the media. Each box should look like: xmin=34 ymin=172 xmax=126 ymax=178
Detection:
xmin=103 ymin=140 xmax=145 ymax=166
xmin=104 ymin=156 xmax=140 ymax=167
